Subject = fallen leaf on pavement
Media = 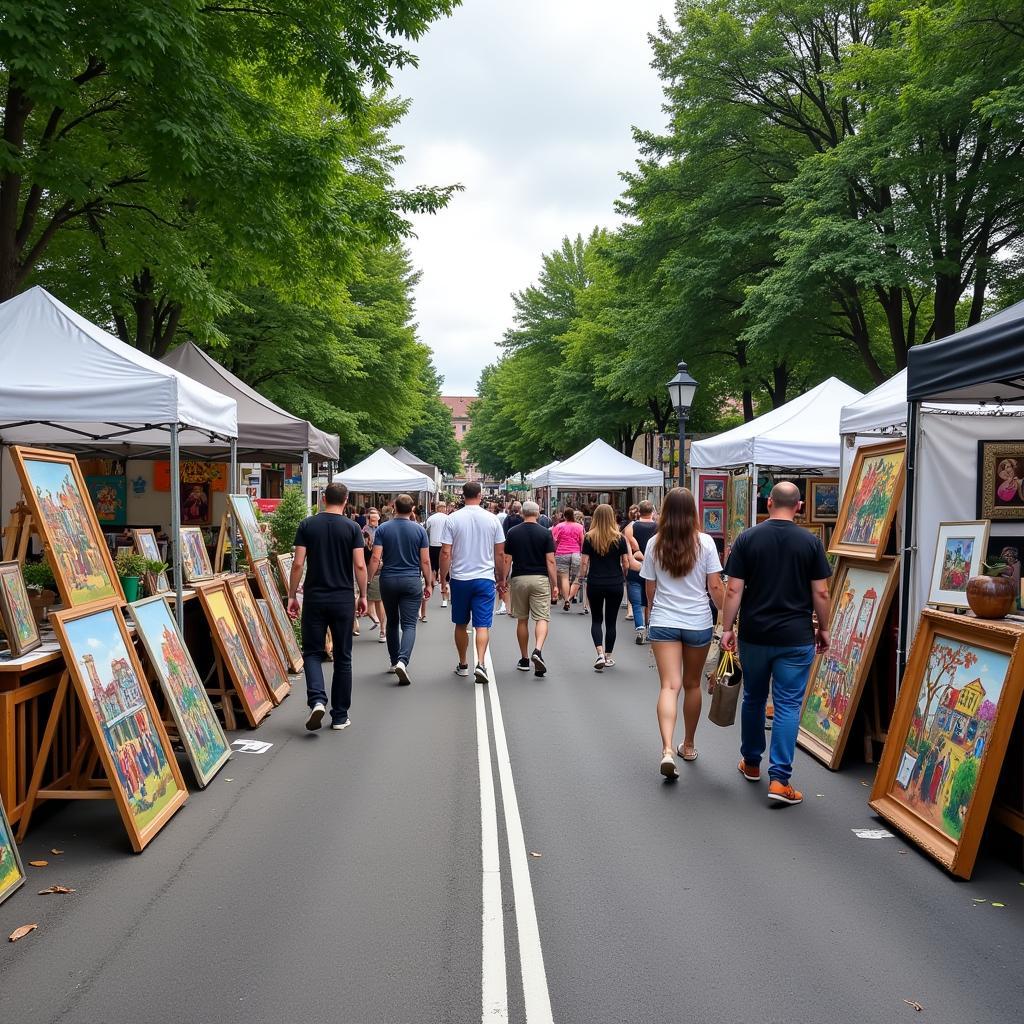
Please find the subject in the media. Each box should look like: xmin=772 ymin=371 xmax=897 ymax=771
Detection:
xmin=898 ymin=850 xmax=907 ymax=855
xmin=903 ymin=999 xmax=924 ymax=1011
xmin=991 ymin=902 xmax=1005 ymax=908
xmin=38 ymin=885 xmax=75 ymax=895
xmin=50 ymin=849 xmax=63 ymax=855
xmin=9 ymin=924 xmax=38 ymax=942
xmin=528 ymin=851 xmax=542 ymax=858
xmin=860 ymin=781 xmax=869 ymax=787
xmin=28 ymin=860 xmax=48 ymax=867
xmin=972 ymin=898 xmax=987 ymax=903
xmin=225 ymin=778 xmax=233 ymax=782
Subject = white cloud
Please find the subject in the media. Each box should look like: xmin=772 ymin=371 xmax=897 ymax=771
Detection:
xmin=391 ymin=0 xmax=674 ymax=394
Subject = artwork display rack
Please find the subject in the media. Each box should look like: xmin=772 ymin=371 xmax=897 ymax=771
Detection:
xmin=2 ymin=500 xmax=40 ymax=563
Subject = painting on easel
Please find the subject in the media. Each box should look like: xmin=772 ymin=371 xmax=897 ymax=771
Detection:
xmin=50 ymin=599 xmax=187 ymax=852
xmin=227 ymin=494 xmax=268 ymax=563
xmin=0 ymin=560 xmax=42 ymax=657
xmin=10 ymin=446 xmax=123 ymax=608
xmin=0 ymin=794 xmax=26 ymax=905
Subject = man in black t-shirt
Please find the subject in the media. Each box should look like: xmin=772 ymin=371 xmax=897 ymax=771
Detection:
xmin=502 ymin=501 xmax=557 ymax=676
xmin=721 ymin=481 xmax=831 ymax=806
xmin=288 ymin=481 xmax=367 ymax=732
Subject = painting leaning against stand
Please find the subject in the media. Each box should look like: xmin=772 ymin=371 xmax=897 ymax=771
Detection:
xmin=132 ymin=528 xmax=170 ymax=596
xmin=0 ymin=793 xmax=26 ymax=904
xmin=227 ymin=493 xmax=269 ymax=563
xmin=0 ymin=560 xmax=42 ymax=657
xmin=869 ymin=610 xmax=1024 ymax=879
xmin=252 ymin=558 xmax=303 ymax=673
xmin=926 ymin=521 xmax=990 ymax=611
xmin=226 ymin=574 xmax=291 ymax=704
xmin=829 ymin=439 xmax=906 ymax=561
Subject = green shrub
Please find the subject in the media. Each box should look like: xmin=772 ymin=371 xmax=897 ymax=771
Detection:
xmin=270 ymin=486 xmax=312 ymax=555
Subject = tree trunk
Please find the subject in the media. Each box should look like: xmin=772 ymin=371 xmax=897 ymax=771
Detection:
xmin=0 ymin=83 xmax=32 ymax=301
xmin=933 ymin=271 xmax=962 ymax=340
xmin=742 ymin=389 xmax=754 ymax=421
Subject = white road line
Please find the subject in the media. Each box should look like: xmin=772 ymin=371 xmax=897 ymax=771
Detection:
xmin=476 ymin=681 xmax=508 ymax=1022
xmin=483 ymin=642 xmax=555 ymax=1024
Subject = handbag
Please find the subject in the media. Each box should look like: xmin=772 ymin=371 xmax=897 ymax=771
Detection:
xmin=707 ymin=647 xmax=743 ymax=727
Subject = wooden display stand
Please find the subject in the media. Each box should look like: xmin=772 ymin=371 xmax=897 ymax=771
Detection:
xmin=214 ymin=510 xmax=238 ymax=574
xmin=2 ymin=500 xmax=40 ymax=562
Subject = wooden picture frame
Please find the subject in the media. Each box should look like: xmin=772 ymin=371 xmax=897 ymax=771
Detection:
xmin=0 ymin=793 xmax=26 ymax=905
xmin=976 ymin=440 xmax=1024 ymax=522
xmin=9 ymin=445 xmax=124 ymax=609
xmin=257 ymin=598 xmax=291 ymax=677
xmin=869 ymin=610 xmax=1024 ymax=878
xmin=226 ymin=574 xmax=291 ymax=704
xmin=276 ymin=552 xmax=294 ymax=596
xmin=829 ymin=439 xmax=906 ymax=560
xmin=252 ymin=558 xmax=303 ymax=672
xmin=194 ymin=579 xmax=273 ymax=728
xmin=132 ymin=528 xmax=170 ymax=596
xmin=227 ymin=493 xmax=268 ymax=563
xmin=179 ymin=526 xmax=214 ymax=584
xmin=700 ymin=474 xmax=728 ymax=506
xmin=799 ymin=523 xmax=826 ymax=543
xmin=50 ymin=599 xmax=188 ymax=852
xmin=727 ymin=476 xmax=750 ymax=544
xmin=0 ymin=560 xmax=42 ymax=657
xmin=926 ymin=521 xmax=991 ymax=611
xmin=808 ymin=478 xmax=840 ymax=523
xmin=798 ymin=556 xmax=900 ymax=768
xmin=128 ymin=596 xmax=231 ymax=787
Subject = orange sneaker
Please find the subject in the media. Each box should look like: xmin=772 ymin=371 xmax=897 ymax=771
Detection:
xmin=768 ymin=780 xmax=803 ymax=805
xmin=738 ymin=759 xmax=760 ymax=782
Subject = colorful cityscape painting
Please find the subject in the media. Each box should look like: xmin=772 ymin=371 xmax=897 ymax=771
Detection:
xmin=938 ymin=537 xmax=974 ymax=592
xmin=56 ymin=605 xmax=185 ymax=846
xmin=257 ymin=598 xmax=291 ymax=675
xmin=130 ymin=598 xmax=230 ymax=787
xmin=227 ymin=576 xmax=290 ymax=702
xmin=180 ymin=527 xmax=213 ymax=582
xmin=892 ymin=634 xmax=1009 ymax=841
xmin=0 ymin=796 xmax=25 ymax=905
xmin=0 ymin=560 xmax=41 ymax=657
xmin=17 ymin=452 xmax=120 ymax=606
xmin=254 ymin=559 xmax=303 ymax=670
xmin=228 ymin=494 xmax=268 ymax=562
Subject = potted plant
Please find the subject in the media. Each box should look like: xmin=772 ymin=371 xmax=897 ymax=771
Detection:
xmin=114 ymin=550 xmax=148 ymax=602
xmin=143 ymin=558 xmax=170 ymax=594
xmin=21 ymin=560 xmax=57 ymax=623
xmin=966 ymin=561 xmax=1017 ymax=619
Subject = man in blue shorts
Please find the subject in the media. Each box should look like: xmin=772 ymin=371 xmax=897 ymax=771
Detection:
xmin=439 ymin=480 xmax=506 ymax=683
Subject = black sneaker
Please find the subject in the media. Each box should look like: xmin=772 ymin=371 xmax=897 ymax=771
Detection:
xmin=531 ymin=649 xmax=547 ymax=676
xmin=474 ymin=664 xmax=489 ymax=685
xmin=517 ymin=657 xmax=531 ymax=671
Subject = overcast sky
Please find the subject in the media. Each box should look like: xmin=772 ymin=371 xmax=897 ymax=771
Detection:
xmin=390 ymin=0 xmax=674 ymax=395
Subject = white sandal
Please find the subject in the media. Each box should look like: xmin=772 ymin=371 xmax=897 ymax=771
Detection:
xmin=660 ymin=752 xmax=678 ymax=779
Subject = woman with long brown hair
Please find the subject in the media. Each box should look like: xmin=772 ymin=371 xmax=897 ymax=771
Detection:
xmin=640 ymin=487 xmax=725 ymax=778
xmin=578 ymin=503 xmax=631 ymax=670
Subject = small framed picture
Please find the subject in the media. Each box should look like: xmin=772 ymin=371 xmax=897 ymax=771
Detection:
xmin=700 ymin=475 xmax=728 ymax=505
xmin=986 ymin=536 xmax=1024 ymax=611
xmin=927 ymin=521 xmax=990 ymax=610
xmin=808 ymin=479 xmax=840 ymax=523
xmin=702 ymin=506 xmax=725 ymax=536
xmin=830 ymin=440 xmax=906 ymax=560
xmin=0 ymin=560 xmax=42 ymax=657
xmin=799 ymin=523 xmax=826 ymax=543
xmin=0 ymin=794 xmax=26 ymax=905
xmin=977 ymin=441 xmax=1024 ymax=521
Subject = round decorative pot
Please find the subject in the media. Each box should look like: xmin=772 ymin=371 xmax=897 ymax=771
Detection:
xmin=966 ymin=574 xmax=1016 ymax=619
xmin=120 ymin=575 xmax=142 ymax=602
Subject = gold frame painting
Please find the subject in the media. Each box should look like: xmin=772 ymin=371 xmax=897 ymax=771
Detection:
xmin=252 ymin=558 xmax=303 ymax=672
xmin=50 ymin=599 xmax=188 ymax=852
xmin=869 ymin=610 xmax=1024 ymax=879
xmin=808 ymin=478 xmax=840 ymax=524
xmin=0 ymin=793 xmax=26 ymax=905
xmin=829 ymin=440 xmax=906 ymax=560
xmin=132 ymin=528 xmax=170 ymax=596
xmin=926 ymin=521 xmax=990 ymax=611
xmin=179 ymin=526 xmax=214 ymax=584
xmin=257 ymin=598 xmax=291 ymax=677
xmin=10 ymin=445 xmax=124 ymax=608
xmin=226 ymin=574 xmax=291 ymax=705
xmin=798 ymin=556 xmax=900 ymax=768
xmin=976 ymin=440 xmax=1024 ymax=521
xmin=0 ymin=560 xmax=42 ymax=657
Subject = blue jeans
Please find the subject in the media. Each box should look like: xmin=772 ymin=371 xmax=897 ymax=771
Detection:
xmin=379 ymin=574 xmax=423 ymax=667
xmin=626 ymin=574 xmax=646 ymax=629
xmin=739 ymin=641 xmax=815 ymax=783
xmin=301 ymin=599 xmax=354 ymax=724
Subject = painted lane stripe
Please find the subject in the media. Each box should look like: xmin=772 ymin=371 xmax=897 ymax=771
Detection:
xmin=476 ymin=680 xmax=508 ymax=1022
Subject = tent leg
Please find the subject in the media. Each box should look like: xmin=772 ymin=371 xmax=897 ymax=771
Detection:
xmin=170 ymin=428 xmax=184 ymax=629
xmin=749 ymin=463 xmax=758 ymax=526
xmin=230 ymin=438 xmax=238 ymax=573
xmin=302 ymin=449 xmax=311 ymax=513
xmin=897 ymin=402 xmax=920 ymax=682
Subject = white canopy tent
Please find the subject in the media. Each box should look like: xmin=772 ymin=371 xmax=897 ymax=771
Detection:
xmin=0 ymin=287 xmax=238 ymax=622
xmin=690 ymin=377 xmax=863 ymax=523
xmin=333 ymin=448 xmax=437 ymax=494
xmin=526 ymin=459 xmax=560 ymax=487
xmin=532 ymin=439 xmax=662 ymax=489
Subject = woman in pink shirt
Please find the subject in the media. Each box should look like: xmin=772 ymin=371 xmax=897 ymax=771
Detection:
xmin=552 ymin=506 xmax=585 ymax=611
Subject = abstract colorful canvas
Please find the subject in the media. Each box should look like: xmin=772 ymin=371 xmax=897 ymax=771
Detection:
xmin=870 ymin=611 xmax=1024 ymax=878
xmin=253 ymin=558 xmax=303 ymax=672
xmin=0 ymin=560 xmax=41 ymax=657
xmin=830 ymin=440 xmax=906 ymax=560
xmin=0 ymin=794 xmax=25 ymax=905
xmin=179 ymin=526 xmax=213 ymax=583
xmin=228 ymin=494 xmax=268 ymax=562
xmin=11 ymin=447 xmax=123 ymax=608
xmin=132 ymin=528 xmax=170 ymax=595
xmin=227 ymin=575 xmax=291 ymax=704
xmin=129 ymin=597 xmax=230 ymax=787
xmin=51 ymin=600 xmax=187 ymax=851
xmin=798 ymin=557 xmax=899 ymax=768
xmin=702 ymin=506 xmax=724 ymax=537
xmin=727 ymin=477 xmax=750 ymax=545
xmin=976 ymin=441 xmax=1024 ymax=520
xmin=927 ymin=522 xmax=989 ymax=610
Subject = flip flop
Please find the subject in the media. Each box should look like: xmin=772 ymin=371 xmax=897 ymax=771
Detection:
xmin=677 ymin=744 xmax=698 ymax=762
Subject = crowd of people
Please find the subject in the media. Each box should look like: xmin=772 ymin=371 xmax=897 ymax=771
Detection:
xmin=286 ymin=478 xmax=832 ymax=806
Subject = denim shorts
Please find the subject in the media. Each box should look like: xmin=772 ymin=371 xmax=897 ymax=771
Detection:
xmin=647 ymin=625 xmax=714 ymax=647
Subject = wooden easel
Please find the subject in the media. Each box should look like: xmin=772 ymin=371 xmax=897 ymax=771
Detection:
xmin=214 ymin=510 xmax=240 ymax=574
xmin=204 ymin=647 xmax=240 ymax=731
xmin=2 ymin=500 xmax=40 ymax=562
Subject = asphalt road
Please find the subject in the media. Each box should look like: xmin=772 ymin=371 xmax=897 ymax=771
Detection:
xmin=1 ymin=592 xmax=1022 ymax=1024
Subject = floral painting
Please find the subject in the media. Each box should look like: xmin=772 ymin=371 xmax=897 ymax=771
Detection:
xmin=830 ymin=441 xmax=905 ymax=560
xmin=86 ymin=475 xmax=126 ymax=526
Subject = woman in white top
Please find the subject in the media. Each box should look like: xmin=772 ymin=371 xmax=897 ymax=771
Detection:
xmin=640 ymin=487 xmax=725 ymax=779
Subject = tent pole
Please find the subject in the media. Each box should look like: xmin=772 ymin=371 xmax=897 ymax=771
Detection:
xmin=170 ymin=427 xmax=184 ymax=628
xmin=230 ymin=437 xmax=238 ymax=573
xmin=302 ymin=449 xmax=311 ymax=512
xmin=897 ymin=401 xmax=920 ymax=683
xmin=749 ymin=463 xmax=758 ymax=526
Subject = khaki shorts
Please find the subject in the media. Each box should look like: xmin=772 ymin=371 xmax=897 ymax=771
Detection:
xmin=509 ymin=575 xmax=551 ymax=621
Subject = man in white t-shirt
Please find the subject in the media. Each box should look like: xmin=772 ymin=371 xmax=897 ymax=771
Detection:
xmin=424 ymin=501 xmax=450 ymax=607
xmin=440 ymin=481 xmax=506 ymax=683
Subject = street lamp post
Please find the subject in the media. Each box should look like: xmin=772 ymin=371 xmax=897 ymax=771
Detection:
xmin=666 ymin=360 xmax=698 ymax=488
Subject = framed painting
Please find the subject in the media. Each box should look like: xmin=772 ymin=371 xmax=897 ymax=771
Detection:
xmin=926 ymin=521 xmax=990 ymax=610
xmin=252 ymin=558 xmax=303 ymax=672
xmin=829 ymin=440 xmax=906 ymax=560
xmin=700 ymin=475 xmax=728 ymax=505
xmin=180 ymin=481 xmax=211 ymax=526
xmin=50 ymin=599 xmax=188 ymax=852
xmin=179 ymin=526 xmax=213 ymax=584
xmin=799 ymin=523 xmax=826 ymax=543
xmin=869 ymin=611 xmax=1024 ymax=879
xmin=85 ymin=474 xmax=127 ymax=526
xmin=10 ymin=446 xmax=124 ymax=609
xmin=257 ymin=598 xmax=291 ymax=676
xmin=128 ymin=596 xmax=231 ymax=787
xmin=976 ymin=441 xmax=1024 ymax=521
xmin=727 ymin=477 xmax=750 ymax=545
xmin=0 ymin=794 xmax=26 ymax=905
xmin=985 ymin=535 xmax=1024 ymax=611
xmin=227 ymin=493 xmax=268 ymax=562
xmin=276 ymin=552 xmax=295 ymax=596
xmin=808 ymin=478 xmax=840 ymax=523
xmin=798 ymin=556 xmax=900 ymax=768
xmin=132 ymin=528 xmax=170 ymax=596
xmin=702 ymin=506 xmax=725 ymax=537
xmin=0 ymin=560 xmax=42 ymax=657
xmin=226 ymin=574 xmax=291 ymax=704
xmin=194 ymin=579 xmax=273 ymax=727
